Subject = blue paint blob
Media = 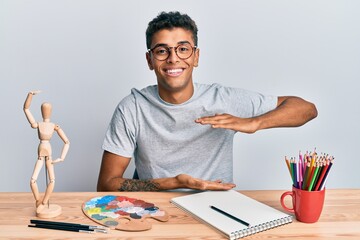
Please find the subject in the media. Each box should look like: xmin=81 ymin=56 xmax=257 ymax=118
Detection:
xmin=96 ymin=195 xmax=116 ymax=204
xmin=145 ymin=206 xmax=159 ymax=211
xmin=91 ymin=214 xmax=107 ymax=220
xmin=130 ymin=213 xmax=142 ymax=219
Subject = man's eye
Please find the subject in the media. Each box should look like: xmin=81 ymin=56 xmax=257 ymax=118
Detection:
xmin=178 ymin=47 xmax=190 ymax=53
xmin=155 ymin=48 xmax=168 ymax=55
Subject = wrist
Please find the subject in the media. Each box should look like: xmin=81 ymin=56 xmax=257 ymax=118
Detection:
xmin=252 ymin=117 xmax=262 ymax=132
xmin=242 ymin=117 xmax=261 ymax=133
xmin=156 ymin=176 xmax=184 ymax=190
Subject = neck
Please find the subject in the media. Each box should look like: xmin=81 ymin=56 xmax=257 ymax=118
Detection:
xmin=158 ymin=84 xmax=194 ymax=104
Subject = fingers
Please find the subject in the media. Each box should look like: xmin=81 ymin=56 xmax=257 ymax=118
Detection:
xmin=177 ymin=174 xmax=236 ymax=191
xmin=51 ymin=158 xmax=63 ymax=164
xmin=195 ymin=113 xmax=228 ymax=123
xmin=195 ymin=114 xmax=236 ymax=129
xmin=192 ymin=178 xmax=235 ymax=191
xmin=195 ymin=113 xmax=257 ymax=133
xmin=206 ymin=181 xmax=236 ymax=190
xmin=30 ymin=90 xmax=41 ymax=95
xmin=196 ymin=114 xmax=227 ymax=125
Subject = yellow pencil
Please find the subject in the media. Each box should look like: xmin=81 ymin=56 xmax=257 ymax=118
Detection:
xmin=285 ymin=156 xmax=291 ymax=177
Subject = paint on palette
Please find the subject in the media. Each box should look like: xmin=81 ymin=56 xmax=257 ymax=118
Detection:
xmin=82 ymin=195 xmax=169 ymax=231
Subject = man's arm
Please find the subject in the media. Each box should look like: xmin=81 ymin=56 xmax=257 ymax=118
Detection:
xmin=97 ymin=151 xmax=236 ymax=191
xmin=195 ymin=96 xmax=317 ymax=133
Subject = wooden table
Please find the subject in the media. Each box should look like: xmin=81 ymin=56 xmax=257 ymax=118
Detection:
xmin=0 ymin=189 xmax=359 ymax=239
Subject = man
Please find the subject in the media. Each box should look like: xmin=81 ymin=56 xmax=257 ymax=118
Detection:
xmin=97 ymin=11 xmax=317 ymax=192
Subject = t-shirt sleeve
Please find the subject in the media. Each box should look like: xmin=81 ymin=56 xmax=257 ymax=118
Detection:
xmin=218 ymin=85 xmax=278 ymax=117
xmin=102 ymin=96 xmax=137 ymax=158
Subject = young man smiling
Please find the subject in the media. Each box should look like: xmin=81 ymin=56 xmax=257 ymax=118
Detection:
xmin=97 ymin=11 xmax=317 ymax=192
xmin=146 ymin=27 xmax=198 ymax=104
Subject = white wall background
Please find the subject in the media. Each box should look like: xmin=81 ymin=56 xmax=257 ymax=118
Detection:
xmin=1 ymin=0 xmax=359 ymax=192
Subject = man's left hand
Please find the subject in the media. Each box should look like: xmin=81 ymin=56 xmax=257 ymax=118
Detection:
xmin=195 ymin=113 xmax=259 ymax=134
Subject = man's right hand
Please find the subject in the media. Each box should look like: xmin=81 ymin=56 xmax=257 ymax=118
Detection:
xmin=97 ymin=151 xmax=236 ymax=192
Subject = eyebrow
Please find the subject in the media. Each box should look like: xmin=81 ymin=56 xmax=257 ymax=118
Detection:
xmin=151 ymin=41 xmax=192 ymax=49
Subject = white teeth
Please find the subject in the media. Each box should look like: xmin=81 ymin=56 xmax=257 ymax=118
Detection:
xmin=167 ymin=69 xmax=183 ymax=73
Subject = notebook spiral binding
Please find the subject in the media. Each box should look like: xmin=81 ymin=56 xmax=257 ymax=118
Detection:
xmin=230 ymin=216 xmax=293 ymax=239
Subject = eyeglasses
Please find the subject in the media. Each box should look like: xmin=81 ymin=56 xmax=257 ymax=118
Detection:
xmin=148 ymin=43 xmax=197 ymax=61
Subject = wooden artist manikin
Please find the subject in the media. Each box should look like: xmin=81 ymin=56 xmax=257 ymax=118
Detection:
xmin=24 ymin=91 xmax=70 ymax=218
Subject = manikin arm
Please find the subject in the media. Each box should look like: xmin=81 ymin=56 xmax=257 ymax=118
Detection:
xmin=23 ymin=91 xmax=41 ymax=128
xmin=52 ymin=126 xmax=70 ymax=164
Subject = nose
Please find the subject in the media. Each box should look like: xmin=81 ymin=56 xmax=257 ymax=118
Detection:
xmin=166 ymin=47 xmax=180 ymax=63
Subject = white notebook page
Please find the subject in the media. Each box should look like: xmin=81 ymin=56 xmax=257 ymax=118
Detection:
xmin=171 ymin=190 xmax=291 ymax=237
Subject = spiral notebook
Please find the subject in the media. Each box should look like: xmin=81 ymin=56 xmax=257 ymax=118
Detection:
xmin=171 ymin=190 xmax=292 ymax=239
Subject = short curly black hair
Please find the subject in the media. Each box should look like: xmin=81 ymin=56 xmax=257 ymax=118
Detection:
xmin=146 ymin=11 xmax=198 ymax=49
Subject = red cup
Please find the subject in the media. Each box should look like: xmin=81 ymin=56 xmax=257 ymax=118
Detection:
xmin=280 ymin=186 xmax=325 ymax=223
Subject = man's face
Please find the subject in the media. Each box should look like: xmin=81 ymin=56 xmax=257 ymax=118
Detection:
xmin=146 ymin=28 xmax=199 ymax=98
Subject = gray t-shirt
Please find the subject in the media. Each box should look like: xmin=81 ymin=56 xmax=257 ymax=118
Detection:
xmin=102 ymin=83 xmax=277 ymax=183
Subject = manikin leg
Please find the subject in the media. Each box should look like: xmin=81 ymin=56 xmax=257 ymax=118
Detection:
xmin=30 ymin=157 xmax=44 ymax=207
xmin=35 ymin=156 xmax=61 ymax=218
xmin=41 ymin=157 xmax=55 ymax=206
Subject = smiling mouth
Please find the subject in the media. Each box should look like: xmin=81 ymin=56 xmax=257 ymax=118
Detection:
xmin=165 ymin=68 xmax=184 ymax=76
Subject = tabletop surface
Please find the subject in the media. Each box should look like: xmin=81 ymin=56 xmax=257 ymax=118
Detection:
xmin=0 ymin=189 xmax=359 ymax=239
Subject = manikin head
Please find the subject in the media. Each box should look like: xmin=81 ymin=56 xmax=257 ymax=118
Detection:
xmin=41 ymin=102 xmax=52 ymax=121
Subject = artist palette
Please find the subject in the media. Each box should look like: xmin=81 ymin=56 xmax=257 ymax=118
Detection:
xmin=82 ymin=195 xmax=169 ymax=231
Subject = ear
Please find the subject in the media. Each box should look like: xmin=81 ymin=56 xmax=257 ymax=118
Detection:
xmin=146 ymin=52 xmax=154 ymax=70
xmin=193 ymin=48 xmax=200 ymax=67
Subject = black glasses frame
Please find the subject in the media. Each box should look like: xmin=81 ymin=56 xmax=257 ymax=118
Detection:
xmin=147 ymin=44 xmax=197 ymax=61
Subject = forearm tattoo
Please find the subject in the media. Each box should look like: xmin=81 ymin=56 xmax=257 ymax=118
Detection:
xmin=119 ymin=179 xmax=161 ymax=191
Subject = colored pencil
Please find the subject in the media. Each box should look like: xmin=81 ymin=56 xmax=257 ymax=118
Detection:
xmin=289 ymin=158 xmax=295 ymax=187
xmin=302 ymin=162 xmax=310 ymax=190
xmin=298 ymin=151 xmax=303 ymax=189
xmin=313 ymin=161 xmax=325 ymax=191
xmin=308 ymin=162 xmax=320 ymax=191
xmin=292 ymin=158 xmax=298 ymax=188
xmin=313 ymin=161 xmax=324 ymax=190
xmin=319 ymin=160 xmax=334 ymax=190
xmin=285 ymin=157 xmax=291 ymax=178
xmin=284 ymin=150 xmax=334 ymax=191
xmin=314 ymin=159 xmax=329 ymax=191
xmin=306 ymin=163 xmax=315 ymax=190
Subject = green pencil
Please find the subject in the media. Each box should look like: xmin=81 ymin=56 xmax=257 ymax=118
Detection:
xmin=308 ymin=163 xmax=320 ymax=191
